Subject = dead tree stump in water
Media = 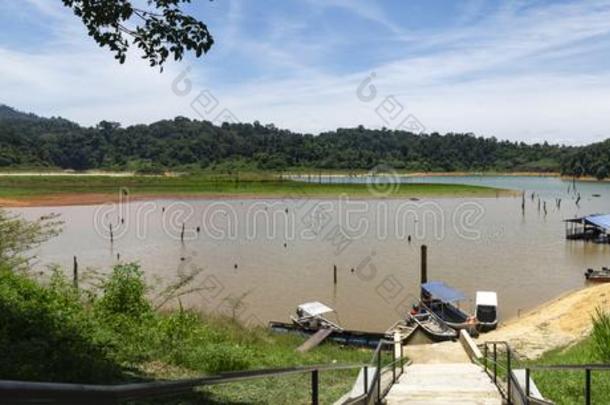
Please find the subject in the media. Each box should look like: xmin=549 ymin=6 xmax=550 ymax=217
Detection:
xmin=420 ymin=245 xmax=427 ymax=300
xmin=73 ymin=256 xmax=78 ymax=291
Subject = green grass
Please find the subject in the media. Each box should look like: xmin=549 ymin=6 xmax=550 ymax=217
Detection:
xmin=0 ymin=173 xmax=508 ymax=201
xmin=481 ymin=311 xmax=610 ymax=405
xmin=0 ymin=263 xmax=371 ymax=404
xmin=522 ymin=339 xmax=610 ymax=405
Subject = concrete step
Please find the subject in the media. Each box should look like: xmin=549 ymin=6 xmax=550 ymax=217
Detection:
xmin=385 ymin=363 xmax=503 ymax=405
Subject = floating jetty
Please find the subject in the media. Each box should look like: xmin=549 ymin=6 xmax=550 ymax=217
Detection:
xmin=565 ymin=213 xmax=610 ymax=243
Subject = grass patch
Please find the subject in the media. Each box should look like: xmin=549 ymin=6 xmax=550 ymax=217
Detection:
xmin=520 ymin=310 xmax=610 ymax=405
xmin=0 ymin=263 xmax=370 ymax=404
xmin=0 ymin=173 xmax=507 ymax=201
xmin=523 ymin=339 xmax=610 ymax=405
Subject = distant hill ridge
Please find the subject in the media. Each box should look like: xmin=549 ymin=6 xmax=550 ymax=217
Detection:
xmin=0 ymin=104 xmax=77 ymax=126
xmin=0 ymin=104 xmax=607 ymax=178
xmin=0 ymin=104 xmax=45 ymax=122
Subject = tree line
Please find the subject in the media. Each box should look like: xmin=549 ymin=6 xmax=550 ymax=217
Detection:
xmin=0 ymin=105 xmax=607 ymax=178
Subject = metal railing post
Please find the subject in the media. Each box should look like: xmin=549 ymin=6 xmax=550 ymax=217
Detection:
xmin=363 ymin=366 xmax=368 ymax=395
xmin=585 ymin=368 xmax=591 ymax=405
xmin=525 ymin=368 xmax=530 ymax=403
xmin=311 ymin=369 xmax=319 ymax=405
xmin=507 ymin=346 xmax=512 ymax=404
xmin=484 ymin=344 xmax=488 ymax=373
xmin=400 ymin=343 xmax=404 ymax=374
xmin=376 ymin=350 xmax=381 ymax=401
xmin=493 ymin=343 xmax=497 ymax=384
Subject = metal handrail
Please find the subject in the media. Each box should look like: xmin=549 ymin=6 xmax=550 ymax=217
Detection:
xmin=0 ymin=363 xmax=367 ymax=405
xmin=480 ymin=340 xmax=610 ymax=405
xmin=527 ymin=364 xmax=610 ymax=371
xmin=0 ymin=335 xmax=411 ymax=405
xmin=524 ymin=365 xmax=610 ymax=405
xmin=479 ymin=341 xmax=514 ymax=403
xmin=361 ymin=337 xmax=406 ymax=404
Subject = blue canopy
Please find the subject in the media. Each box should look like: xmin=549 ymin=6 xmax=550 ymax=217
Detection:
xmin=585 ymin=214 xmax=610 ymax=232
xmin=421 ymin=281 xmax=466 ymax=303
xmin=566 ymin=214 xmax=610 ymax=232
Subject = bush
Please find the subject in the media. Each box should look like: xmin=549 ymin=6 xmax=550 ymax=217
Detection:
xmin=0 ymin=260 xmax=369 ymax=393
xmin=0 ymin=266 xmax=121 ymax=382
xmin=95 ymin=263 xmax=151 ymax=318
xmin=592 ymin=307 xmax=610 ymax=361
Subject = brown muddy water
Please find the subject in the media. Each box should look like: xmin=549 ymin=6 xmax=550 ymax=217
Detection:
xmin=10 ymin=176 xmax=610 ymax=332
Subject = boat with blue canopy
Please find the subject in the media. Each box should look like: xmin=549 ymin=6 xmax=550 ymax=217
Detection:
xmin=421 ymin=281 xmax=479 ymax=336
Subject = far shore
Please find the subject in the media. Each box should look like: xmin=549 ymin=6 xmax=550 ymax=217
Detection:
xmin=1 ymin=169 xmax=607 ymax=182
xmin=289 ymin=171 xmax=610 ymax=182
xmin=0 ymin=173 xmax=516 ymax=208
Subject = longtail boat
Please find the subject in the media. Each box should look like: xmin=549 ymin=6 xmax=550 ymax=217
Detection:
xmin=269 ymin=301 xmax=416 ymax=348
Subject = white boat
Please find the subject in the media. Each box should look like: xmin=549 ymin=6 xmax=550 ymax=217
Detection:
xmin=475 ymin=291 xmax=498 ymax=332
xmin=269 ymin=301 xmax=418 ymax=349
xmin=291 ymin=301 xmax=343 ymax=331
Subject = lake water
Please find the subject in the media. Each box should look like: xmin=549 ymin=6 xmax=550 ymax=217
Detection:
xmin=11 ymin=176 xmax=610 ymax=332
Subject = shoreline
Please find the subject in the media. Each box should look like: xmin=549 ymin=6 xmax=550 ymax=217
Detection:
xmin=0 ymin=188 xmax=517 ymax=208
xmin=478 ymin=283 xmax=610 ymax=359
xmin=289 ymin=171 xmax=610 ymax=182
xmin=0 ymin=170 xmax=607 ymax=182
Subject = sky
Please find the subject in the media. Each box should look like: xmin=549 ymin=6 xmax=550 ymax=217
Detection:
xmin=2 ymin=0 xmax=610 ymax=145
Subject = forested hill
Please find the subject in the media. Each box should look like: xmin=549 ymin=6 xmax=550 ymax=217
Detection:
xmin=0 ymin=105 xmax=608 ymax=178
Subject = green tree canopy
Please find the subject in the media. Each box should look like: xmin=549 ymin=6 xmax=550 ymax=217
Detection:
xmin=62 ymin=0 xmax=214 ymax=69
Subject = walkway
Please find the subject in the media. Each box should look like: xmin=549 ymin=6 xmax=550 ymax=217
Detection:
xmin=385 ymin=341 xmax=503 ymax=404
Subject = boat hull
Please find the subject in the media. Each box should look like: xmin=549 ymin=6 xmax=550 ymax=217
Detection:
xmin=408 ymin=313 xmax=457 ymax=342
xmin=585 ymin=270 xmax=610 ymax=282
xmin=428 ymin=300 xmax=479 ymax=336
xmin=585 ymin=276 xmax=610 ymax=282
xmin=477 ymin=321 xmax=498 ymax=333
xmin=268 ymin=321 xmax=387 ymax=348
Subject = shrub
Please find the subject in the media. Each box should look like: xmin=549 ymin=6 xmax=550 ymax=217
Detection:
xmin=0 ymin=266 xmax=121 ymax=382
xmin=592 ymin=307 xmax=610 ymax=361
xmin=95 ymin=263 xmax=151 ymax=318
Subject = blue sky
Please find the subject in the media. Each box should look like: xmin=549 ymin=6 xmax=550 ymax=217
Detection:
xmin=2 ymin=0 xmax=610 ymax=144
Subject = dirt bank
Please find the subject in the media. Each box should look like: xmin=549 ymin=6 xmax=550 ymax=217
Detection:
xmin=478 ymin=283 xmax=610 ymax=359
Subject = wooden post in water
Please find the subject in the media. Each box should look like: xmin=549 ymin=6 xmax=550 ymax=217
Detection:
xmin=420 ymin=245 xmax=427 ymax=300
xmin=73 ymin=256 xmax=78 ymax=291
xmin=333 ymin=265 xmax=337 ymax=285
xmin=181 ymin=223 xmax=185 ymax=242
xmin=109 ymin=223 xmax=114 ymax=243
xmin=543 ymin=201 xmax=547 ymax=216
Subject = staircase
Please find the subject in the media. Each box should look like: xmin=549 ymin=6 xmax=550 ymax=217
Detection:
xmin=385 ymin=363 xmax=503 ymax=404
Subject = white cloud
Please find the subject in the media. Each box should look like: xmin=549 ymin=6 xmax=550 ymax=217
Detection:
xmin=1 ymin=0 xmax=610 ymax=145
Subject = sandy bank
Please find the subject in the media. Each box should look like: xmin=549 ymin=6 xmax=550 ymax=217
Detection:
xmin=478 ymin=283 xmax=610 ymax=359
xmin=0 ymin=188 xmax=516 ymax=208
xmin=0 ymin=171 xmax=138 ymax=177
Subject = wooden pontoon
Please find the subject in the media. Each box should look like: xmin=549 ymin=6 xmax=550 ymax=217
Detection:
xmin=565 ymin=214 xmax=610 ymax=243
